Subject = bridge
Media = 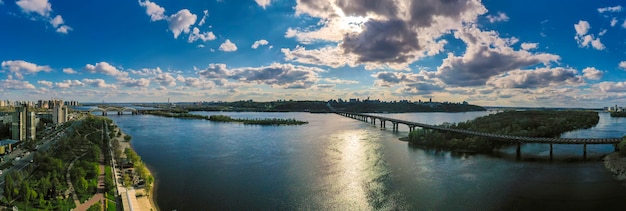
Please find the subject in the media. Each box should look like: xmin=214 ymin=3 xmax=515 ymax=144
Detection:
xmin=336 ymin=112 xmax=623 ymax=159
xmin=87 ymin=107 xmax=139 ymax=116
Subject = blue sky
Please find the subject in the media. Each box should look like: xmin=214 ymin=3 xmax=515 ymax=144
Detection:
xmin=1 ymin=0 xmax=626 ymax=107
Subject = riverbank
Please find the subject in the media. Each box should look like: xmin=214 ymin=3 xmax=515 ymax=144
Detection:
xmin=112 ymin=127 xmax=158 ymax=211
xmin=604 ymin=152 xmax=626 ymax=186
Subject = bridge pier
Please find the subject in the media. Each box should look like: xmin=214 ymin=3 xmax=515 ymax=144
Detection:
xmin=583 ymin=144 xmax=587 ymax=160
xmin=516 ymin=143 xmax=521 ymax=160
xmin=549 ymin=144 xmax=553 ymax=160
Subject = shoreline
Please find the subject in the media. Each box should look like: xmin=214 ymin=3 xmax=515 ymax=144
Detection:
xmin=113 ymin=126 xmax=159 ymax=211
xmin=603 ymin=152 xmax=626 ymax=186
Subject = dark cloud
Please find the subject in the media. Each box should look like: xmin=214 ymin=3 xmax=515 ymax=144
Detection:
xmin=197 ymin=63 xmax=323 ymax=89
xmin=487 ymin=68 xmax=583 ymax=89
xmin=336 ymin=0 xmax=398 ymax=17
xmin=400 ymin=82 xmax=444 ymax=95
xmin=342 ymin=19 xmax=420 ymax=63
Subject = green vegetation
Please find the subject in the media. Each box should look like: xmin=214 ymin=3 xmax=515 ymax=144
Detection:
xmin=208 ymin=115 xmax=308 ymax=125
xmin=408 ymin=110 xmax=600 ymax=152
xmin=123 ymin=148 xmax=154 ymax=193
xmin=610 ymin=112 xmax=626 ymax=117
xmin=2 ymin=116 xmax=114 ymax=210
xmin=144 ymin=110 xmax=308 ymax=125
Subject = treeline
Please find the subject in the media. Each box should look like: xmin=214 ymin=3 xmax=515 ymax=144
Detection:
xmin=610 ymin=112 xmax=626 ymax=117
xmin=180 ymin=100 xmax=331 ymax=112
xmin=408 ymin=110 xmax=600 ymax=152
xmin=208 ymin=115 xmax=308 ymax=125
xmin=331 ymin=101 xmax=486 ymax=113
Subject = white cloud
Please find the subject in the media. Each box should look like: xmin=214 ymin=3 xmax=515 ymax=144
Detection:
xmin=486 ymin=12 xmax=509 ymax=23
xmin=255 ymin=0 xmax=271 ymax=9
xmin=199 ymin=10 xmax=208 ymax=26
xmin=582 ymin=67 xmax=603 ymax=80
xmin=574 ymin=20 xmax=590 ymax=36
xmin=83 ymin=62 xmax=128 ymax=78
xmin=1 ymin=78 xmax=36 ymax=90
xmin=56 ymin=25 xmax=72 ymax=34
xmin=611 ymin=18 xmax=618 ymax=27
xmin=167 ymin=9 xmax=197 ymax=39
xmin=197 ymin=44 xmax=205 ymax=48
xmin=16 ymin=0 xmax=52 ymax=17
xmin=55 ymin=80 xmax=84 ymax=88
xmin=198 ymin=63 xmax=324 ymax=89
xmin=574 ymin=20 xmax=604 ymax=50
xmin=154 ymin=73 xmax=177 ymax=86
xmin=82 ymin=78 xmax=117 ymax=89
xmin=188 ymin=27 xmax=216 ymax=43
xmin=623 ymin=20 xmax=626 ymax=28
xmin=37 ymin=80 xmax=53 ymax=88
xmin=599 ymin=29 xmax=607 ymax=36
xmin=251 ymin=39 xmax=269 ymax=49
xmin=138 ymin=0 xmax=166 ymax=21
xmin=63 ymin=68 xmax=77 ymax=74
xmin=598 ymin=5 xmax=623 ymax=13
xmin=119 ymin=78 xmax=151 ymax=88
xmin=50 ymin=15 xmax=63 ymax=27
xmin=520 ymin=42 xmax=538 ymax=50
xmin=1 ymin=60 xmax=51 ymax=79
xmin=619 ymin=61 xmax=626 ymax=70
xmin=219 ymin=39 xmax=238 ymax=52
xmin=15 ymin=0 xmax=71 ymax=34
xmin=324 ymin=78 xmax=359 ymax=84
xmin=486 ymin=67 xmax=583 ymax=89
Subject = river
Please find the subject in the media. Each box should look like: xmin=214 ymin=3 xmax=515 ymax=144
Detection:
xmin=106 ymin=111 xmax=626 ymax=210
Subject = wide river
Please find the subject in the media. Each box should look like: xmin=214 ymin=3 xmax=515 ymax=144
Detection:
xmin=106 ymin=111 xmax=626 ymax=210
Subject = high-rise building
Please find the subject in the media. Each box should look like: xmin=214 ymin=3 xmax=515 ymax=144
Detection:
xmin=52 ymin=100 xmax=68 ymax=124
xmin=11 ymin=105 xmax=36 ymax=141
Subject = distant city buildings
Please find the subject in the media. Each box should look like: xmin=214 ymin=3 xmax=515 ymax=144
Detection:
xmin=11 ymin=104 xmax=37 ymax=141
xmin=605 ymin=105 xmax=624 ymax=112
xmin=0 ymin=99 xmax=79 ymax=142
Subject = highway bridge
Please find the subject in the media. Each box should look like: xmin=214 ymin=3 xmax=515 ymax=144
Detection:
xmin=336 ymin=112 xmax=623 ymax=159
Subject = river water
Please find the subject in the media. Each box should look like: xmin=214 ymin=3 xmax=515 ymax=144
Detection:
xmin=106 ymin=111 xmax=626 ymax=210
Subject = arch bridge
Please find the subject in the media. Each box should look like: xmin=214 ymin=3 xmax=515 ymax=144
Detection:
xmin=336 ymin=112 xmax=623 ymax=159
xmin=87 ymin=107 xmax=139 ymax=116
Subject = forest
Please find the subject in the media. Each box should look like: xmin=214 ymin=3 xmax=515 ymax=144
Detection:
xmin=408 ymin=110 xmax=600 ymax=152
xmin=2 ymin=116 xmax=115 ymax=210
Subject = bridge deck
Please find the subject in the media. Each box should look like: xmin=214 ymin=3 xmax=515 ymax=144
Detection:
xmin=338 ymin=112 xmax=622 ymax=145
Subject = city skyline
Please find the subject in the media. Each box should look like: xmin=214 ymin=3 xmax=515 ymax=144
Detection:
xmin=1 ymin=0 xmax=626 ymax=107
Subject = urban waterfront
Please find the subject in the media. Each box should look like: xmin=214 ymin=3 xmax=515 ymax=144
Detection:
xmin=107 ymin=111 xmax=626 ymax=210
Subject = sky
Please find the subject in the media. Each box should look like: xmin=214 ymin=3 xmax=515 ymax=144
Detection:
xmin=1 ymin=0 xmax=626 ymax=107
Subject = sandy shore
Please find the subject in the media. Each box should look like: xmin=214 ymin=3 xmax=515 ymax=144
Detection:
xmin=604 ymin=152 xmax=626 ymax=186
xmin=113 ymin=127 xmax=159 ymax=211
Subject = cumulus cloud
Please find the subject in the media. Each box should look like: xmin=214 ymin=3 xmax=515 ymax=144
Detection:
xmin=37 ymin=80 xmax=53 ymax=88
xmin=199 ymin=10 xmax=208 ymax=26
xmin=55 ymin=80 xmax=84 ymax=88
xmin=520 ymin=42 xmax=538 ymax=50
xmin=63 ymin=68 xmax=77 ymax=74
xmin=598 ymin=5 xmax=623 ymax=13
xmin=284 ymin=0 xmax=487 ymax=70
xmin=16 ymin=0 xmax=71 ymax=33
xmin=119 ymin=78 xmax=151 ymax=88
xmin=1 ymin=60 xmax=51 ymax=79
xmin=16 ymin=0 xmax=51 ymax=16
xmin=83 ymin=62 xmax=128 ymax=78
xmin=255 ymin=0 xmax=271 ymax=9
xmin=611 ymin=18 xmax=618 ymax=27
xmin=82 ymin=78 xmax=117 ymax=89
xmin=619 ymin=61 xmax=626 ymax=70
xmin=323 ymin=78 xmax=359 ymax=84
xmin=251 ymin=39 xmax=269 ymax=49
xmin=435 ymin=27 xmax=560 ymax=86
xmin=486 ymin=67 xmax=583 ymax=89
xmin=597 ymin=81 xmax=626 ymax=93
xmin=197 ymin=63 xmax=324 ymax=89
xmin=219 ymin=39 xmax=238 ymax=52
xmin=168 ymin=9 xmax=197 ymax=39
xmin=371 ymin=71 xmax=444 ymax=95
xmin=1 ymin=78 xmax=36 ymax=89
xmin=486 ymin=12 xmax=509 ymax=23
xmin=188 ymin=27 xmax=216 ymax=43
xmin=582 ymin=67 xmax=603 ymax=80
xmin=138 ymin=0 xmax=166 ymax=21
xmin=574 ymin=20 xmax=605 ymax=50
xmin=154 ymin=73 xmax=177 ymax=86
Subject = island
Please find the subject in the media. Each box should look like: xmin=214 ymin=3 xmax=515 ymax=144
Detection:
xmin=406 ymin=110 xmax=600 ymax=153
xmin=142 ymin=110 xmax=308 ymax=125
